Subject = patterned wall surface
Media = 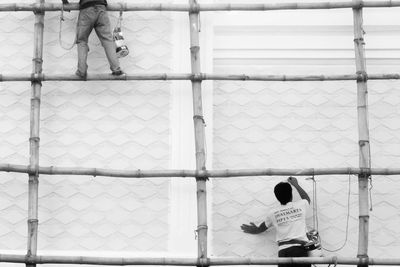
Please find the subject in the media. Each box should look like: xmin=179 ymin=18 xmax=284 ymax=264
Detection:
xmin=2 ymin=0 xmax=400 ymax=266
xmin=0 ymin=0 xmax=173 ymax=264
xmin=211 ymin=21 xmax=400 ymax=264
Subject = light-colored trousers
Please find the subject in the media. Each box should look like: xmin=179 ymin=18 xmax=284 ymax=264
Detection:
xmin=76 ymin=5 xmax=121 ymax=74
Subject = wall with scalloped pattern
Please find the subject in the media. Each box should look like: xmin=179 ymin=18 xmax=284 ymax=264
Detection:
xmin=0 ymin=0 xmax=173 ymax=262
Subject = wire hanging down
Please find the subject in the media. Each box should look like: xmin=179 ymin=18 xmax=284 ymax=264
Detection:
xmin=59 ymin=3 xmax=76 ymax=50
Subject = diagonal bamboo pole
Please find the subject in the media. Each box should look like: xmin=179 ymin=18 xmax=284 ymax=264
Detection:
xmin=1 ymin=1 xmax=400 ymax=12
xmin=27 ymin=1 xmax=45 ymax=267
xmin=188 ymin=0 xmax=208 ymax=264
xmin=2 ymin=73 xmax=400 ymax=82
xmin=352 ymin=2 xmax=371 ymax=267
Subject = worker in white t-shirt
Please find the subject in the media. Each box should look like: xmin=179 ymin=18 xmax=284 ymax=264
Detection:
xmin=241 ymin=177 xmax=311 ymax=267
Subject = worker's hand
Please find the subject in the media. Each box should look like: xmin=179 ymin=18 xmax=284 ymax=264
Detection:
xmin=287 ymin=176 xmax=298 ymax=185
xmin=241 ymin=222 xmax=263 ymax=234
xmin=62 ymin=0 xmax=69 ymax=4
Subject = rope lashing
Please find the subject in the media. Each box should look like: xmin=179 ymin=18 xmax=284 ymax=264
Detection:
xmin=356 ymin=71 xmax=368 ymax=83
xmin=31 ymin=73 xmax=43 ymax=84
xmin=193 ymin=115 xmax=206 ymax=125
xmin=194 ymin=225 xmax=208 ymax=240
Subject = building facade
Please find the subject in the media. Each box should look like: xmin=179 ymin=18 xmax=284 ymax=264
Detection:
xmin=0 ymin=0 xmax=399 ymax=266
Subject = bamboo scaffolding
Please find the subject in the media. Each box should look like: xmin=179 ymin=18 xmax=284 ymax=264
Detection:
xmin=1 ymin=163 xmax=400 ymax=178
xmin=188 ymin=0 xmax=208 ymax=263
xmin=26 ymin=1 xmax=44 ymax=267
xmin=1 ymin=1 xmax=400 ymax=12
xmin=1 ymin=73 xmax=400 ymax=82
xmin=353 ymin=4 xmax=371 ymax=267
xmin=1 ymin=255 xmax=400 ymax=265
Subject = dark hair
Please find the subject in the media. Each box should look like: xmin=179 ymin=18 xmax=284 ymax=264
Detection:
xmin=274 ymin=182 xmax=293 ymax=205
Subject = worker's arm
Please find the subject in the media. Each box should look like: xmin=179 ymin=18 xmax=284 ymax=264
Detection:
xmin=241 ymin=222 xmax=268 ymax=234
xmin=62 ymin=0 xmax=69 ymax=4
xmin=287 ymin=176 xmax=310 ymax=204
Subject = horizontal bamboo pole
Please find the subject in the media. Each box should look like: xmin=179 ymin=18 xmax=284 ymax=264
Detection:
xmin=1 ymin=1 xmax=400 ymax=12
xmin=0 ymin=163 xmax=399 ymax=178
xmin=0 ymin=255 xmax=400 ymax=265
xmin=1 ymin=73 xmax=400 ymax=82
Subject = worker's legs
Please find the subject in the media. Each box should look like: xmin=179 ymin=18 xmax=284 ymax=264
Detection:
xmin=278 ymin=246 xmax=310 ymax=267
xmin=94 ymin=6 xmax=122 ymax=73
xmin=76 ymin=7 xmax=95 ymax=76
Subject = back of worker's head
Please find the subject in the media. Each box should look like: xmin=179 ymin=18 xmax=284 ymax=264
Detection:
xmin=274 ymin=182 xmax=293 ymax=205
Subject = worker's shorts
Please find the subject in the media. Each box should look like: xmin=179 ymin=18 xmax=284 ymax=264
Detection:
xmin=278 ymin=245 xmax=310 ymax=267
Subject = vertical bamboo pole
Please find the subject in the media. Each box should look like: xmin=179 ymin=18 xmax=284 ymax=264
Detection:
xmin=352 ymin=2 xmax=370 ymax=266
xmin=27 ymin=1 xmax=45 ymax=266
xmin=188 ymin=0 xmax=208 ymax=264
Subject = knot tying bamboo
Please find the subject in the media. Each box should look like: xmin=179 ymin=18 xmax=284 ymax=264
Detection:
xmin=356 ymin=71 xmax=368 ymax=82
xmin=357 ymin=255 xmax=369 ymax=266
xmin=359 ymin=167 xmax=371 ymax=177
xmin=194 ymin=170 xmax=207 ymax=179
xmin=28 ymin=165 xmax=39 ymax=176
xmin=352 ymin=0 xmax=364 ymax=9
xmin=358 ymin=139 xmax=369 ymax=147
xmin=191 ymin=73 xmax=203 ymax=82
xmin=193 ymin=115 xmax=205 ymax=124
xmin=25 ymin=254 xmax=35 ymax=264
xmin=190 ymin=46 xmax=200 ymax=53
xmin=354 ymin=37 xmax=365 ymax=45
xmin=195 ymin=225 xmax=209 ymax=239
xmin=195 ymin=169 xmax=208 ymax=181
xmin=32 ymin=58 xmax=43 ymax=64
xmin=197 ymin=257 xmax=209 ymax=267
xmin=189 ymin=1 xmax=200 ymax=13
xmin=31 ymin=73 xmax=43 ymax=84
xmin=33 ymin=2 xmax=45 ymax=14
xmin=29 ymin=137 xmax=40 ymax=144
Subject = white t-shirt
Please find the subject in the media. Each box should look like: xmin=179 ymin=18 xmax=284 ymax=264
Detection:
xmin=265 ymin=199 xmax=309 ymax=244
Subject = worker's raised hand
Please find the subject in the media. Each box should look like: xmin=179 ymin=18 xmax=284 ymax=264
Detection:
xmin=241 ymin=222 xmax=263 ymax=234
xmin=287 ymin=176 xmax=298 ymax=185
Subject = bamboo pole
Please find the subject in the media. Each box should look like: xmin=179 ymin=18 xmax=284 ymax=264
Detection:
xmin=27 ymin=1 xmax=44 ymax=267
xmin=2 ymin=73 xmax=400 ymax=82
xmin=1 ymin=163 xmax=400 ymax=178
xmin=0 ymin=255 xmax=400 ymax=265
xmin=1 ymin=1 xmax=400 ymax=12
xmin=352 ymin=2 xmax=371 ymax=267
xmin=188 ymin=0 xmax=208 ymax=264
